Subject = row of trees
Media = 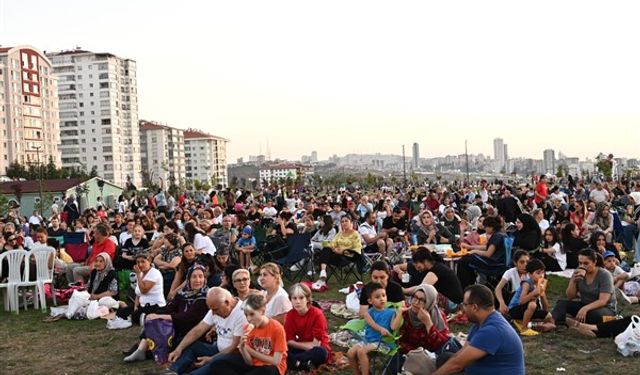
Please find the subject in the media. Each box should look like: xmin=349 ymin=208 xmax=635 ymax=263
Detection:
xmin=5 ymin=158 xmax=98 ymax=180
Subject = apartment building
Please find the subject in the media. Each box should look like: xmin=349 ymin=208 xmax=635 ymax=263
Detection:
xmin=139 ymin=120 xmax=186 ymax=188
xmin=47 ymin=48 xmax=141 ymax=186
xmin=0 ymin=45 xmax=60 ymax=174
xmin=184 ymin=129 xmax=228 ymax=188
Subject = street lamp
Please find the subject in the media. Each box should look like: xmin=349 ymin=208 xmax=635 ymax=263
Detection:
xmin=32 ymin=146 xmax=44 ymax=216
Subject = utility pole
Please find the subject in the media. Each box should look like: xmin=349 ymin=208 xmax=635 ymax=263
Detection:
xmin=402 ymin=145 xmax=407 ymax=186
xmin=465 ymin=140 xmax=470 ymax=185
xmin=33 ymin=146 xmax=44 ymax=215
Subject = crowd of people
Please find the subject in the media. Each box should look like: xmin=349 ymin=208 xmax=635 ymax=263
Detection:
xmin=1 ymin=173 xmax=640 ymax=374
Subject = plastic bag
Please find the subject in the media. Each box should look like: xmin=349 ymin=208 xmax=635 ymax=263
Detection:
xmin=615 ymin=315 xmax=640 ymax=357
xmin=66 ymin=290 xmax=90 ymax=319
xmin=145 ymin=319 xmax=175 ymax=365
xmin=345 ymin=291 xmax=360 ymax=314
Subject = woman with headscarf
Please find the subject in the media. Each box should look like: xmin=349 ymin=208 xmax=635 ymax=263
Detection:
xmin=399 ymin=284 xmax=452 ymax=354
xmin=586 ymin=202 xmax=614 ymax=242
xmin=87 ymin=252 xmax=118 ymax=300
xmin=513 ymin=213 xmax=542 ymax=253
xmin=124 ymin=264 xmax=210 ymax=362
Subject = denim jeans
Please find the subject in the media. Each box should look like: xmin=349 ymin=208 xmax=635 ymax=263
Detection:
xmin=189 ymin=353 xmax=245 ymax=375
xmin=169 ymin=341 xmax=219 ymax=374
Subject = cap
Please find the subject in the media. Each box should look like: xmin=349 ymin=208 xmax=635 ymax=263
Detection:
xmin=602 ymin=251 xmax=616 ymax=259
xmin=242 ymin=226 xmax=253 ymax=236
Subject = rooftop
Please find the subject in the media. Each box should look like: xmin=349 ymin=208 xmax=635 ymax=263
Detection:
xmin=0 ymin=178 xmax=85 ymax=195
xmin=184 ymin=128 xmax=229 ymax=141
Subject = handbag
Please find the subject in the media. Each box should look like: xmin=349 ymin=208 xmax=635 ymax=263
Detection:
xmin=403 ymin=347 xmax=437 ymax=375
xmin=615 ymin=315 xmax=640 ymax=357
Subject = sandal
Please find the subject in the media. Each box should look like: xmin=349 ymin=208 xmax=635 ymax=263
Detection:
xmin=42 ymin=314 xmax=65 ymax=322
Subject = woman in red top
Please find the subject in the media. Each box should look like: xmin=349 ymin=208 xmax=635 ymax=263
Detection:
xmin=570 ymin=200 xmax=590 ymax=238
xmin=399 ymin=284 xmax=453 ymax=355
xmin=284 ymin=283 xmax=331 ymax=371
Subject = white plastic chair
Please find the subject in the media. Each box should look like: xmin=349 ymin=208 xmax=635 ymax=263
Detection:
xmin=0 ymin=252 xmax=12 ymax=311
xmin=2 ymin=250 xmax=32 ymax=313
xmin=29 ymin=247 xmax=57 ymax=311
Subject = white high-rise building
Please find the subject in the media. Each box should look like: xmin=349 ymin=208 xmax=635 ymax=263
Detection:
xmin=493 ymin=138 xmax=505 ymax=172
xmin=48 ymin=49 xmax=141 ymax=187
xmin=543 ymin=149 xmax=555 ymax=175
xmin=184 ymin=129 xmax=229 ymax=188
xmin=139 ymin=120 xmax=186 ymax=189
xmin=0 ymin=46 xmax=60 ymax=174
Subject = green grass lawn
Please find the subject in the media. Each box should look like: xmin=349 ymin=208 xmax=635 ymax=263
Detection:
xmin=1 ymin=275 xmax=639 ymax=374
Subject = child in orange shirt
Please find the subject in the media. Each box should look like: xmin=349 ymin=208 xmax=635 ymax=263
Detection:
xmin=215 ymin=292 xmax=288 ymax=375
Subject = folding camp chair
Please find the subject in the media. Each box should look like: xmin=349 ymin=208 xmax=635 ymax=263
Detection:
xmin=63 ymin=232 xmax=89 ymax=263
xmin=275 ymin=233 xmax=314 ymax=282
xmin=326 ymin=251 xmax=365 ymax=285
xmin=341 ymin=308 xmax=403 ymax=375
xmin=472 ymin=234 xmax=513 ymax=289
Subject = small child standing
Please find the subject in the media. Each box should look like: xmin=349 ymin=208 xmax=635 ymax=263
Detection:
xmin=235 ymin=226 xmax=256 ymax=270
xmin=508 ymin=258 xmax=556 ymax=336
xmin=347 ymin=283 xmax=403 ymax=375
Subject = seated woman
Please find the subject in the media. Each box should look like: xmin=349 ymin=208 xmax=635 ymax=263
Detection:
xmin=415 ymin=211 xmax=454 ymax=245
xmin=231 ymin=268 xmax=259 ymax=301
xmin=440 ymin=207 xmax=461 ymax=237
xmin=209 ymin=247 xmax=233 ymax=287
xmin=552 ymin=249 xmax=617 ymax=325
xmin=570 ymin=200 xmax=591 ymax=238
xmin=394 ymin=248 xmax=463 ymax=312
xmin=495 ymin=250 xmax=530 ymax=315
xmin=456 ymin=216 xmax=507 ymax=289
xmin=512 ymin=213 xmax=542 ymax=253
xmin=561 ymin=223 xmax=589 ymax=269
xmin=590 ymin=230 xmax=621 ymax=260
xmin=185 ymin=221 xmax=216 ymax=256
xmin=113 ymin=253 xmax=166 ymax=326
xmin=585 ymin=202 xmax=614 ymax=242
xmin=310 ymin=215 xmax=336 ymax=252
xmin=154 ymin=234 xmax=183 ymax=297
xmin=284 ymin=283 xmax=331 ymax=371
xmin=313 ymin=215 xmax=362 ymax=289
xmin=124 ymin=264 xmax=210 ymax=362
xmin=168 ymin=243 xmax=198 ymax=300
xmin=211 ymin=216 xmax=238 ymax=260
xmin=87 ymin=252 xmax=118 ymax=301
xmin=399 ymin=285 xmax=457 ymax=359
xmin=258 ymin=262 xmax=293 ymax=325
xmin=533 ymin=228 xmax=564 ymax=272
xmin=215 ymin=292 xmax=288 ymax=375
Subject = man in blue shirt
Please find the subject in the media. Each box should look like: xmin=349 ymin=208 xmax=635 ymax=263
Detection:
xmin=433 ymin=284 xmax=525 ymax=375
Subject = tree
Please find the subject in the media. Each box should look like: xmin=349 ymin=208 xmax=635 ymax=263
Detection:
xmin=595 ymin=154 xmax=613 ymax=181
xmin=0 ymin=194 xmax=9 ymax=216
xmin=6 ymin=161 xmax=27 ymax=179
xmin=45 ymin=156 xmax=60 ymax=179
xmin=34 ymin=191 xmax=54 ymax=216
xmin=556 ymin=165 xmax=565 ymax=178
xmin=89 ymin=165 xmax=99 ymax=178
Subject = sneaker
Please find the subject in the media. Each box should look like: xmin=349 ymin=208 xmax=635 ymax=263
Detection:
xmin=107 ymin=317 xmax=132 ymax=330
xmin=319 ymin=269 xmax=327 ymax=279
xmin=312 ymin=279 xmax=326 ymax=291
xmin=616 ymin=288 xmax=633 ymax=306
xmin=290 ymin=260 xmax=305 ymax=272
xmin=520 ymin=328 xmax=539 ymax=337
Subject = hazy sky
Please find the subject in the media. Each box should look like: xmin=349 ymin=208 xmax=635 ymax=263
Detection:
xmin=2 ymin=0 xmax=639 ymax=161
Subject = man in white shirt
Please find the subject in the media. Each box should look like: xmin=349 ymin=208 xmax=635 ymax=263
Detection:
xmin=167 ymin=288 xmax=247 ymax=374
xmin=119 ymin=220 xmax=135 ymax=247
xmin=589 ymin=182 xmax=610 ymax=204
xmin=359 ymin=212 xmax=393 ymax=256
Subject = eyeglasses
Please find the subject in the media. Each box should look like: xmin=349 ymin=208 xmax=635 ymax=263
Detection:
xmin=233 ymin=277 xmax=250 ymax=283
xmin=410 ymin=296 xmax=426 ymax=304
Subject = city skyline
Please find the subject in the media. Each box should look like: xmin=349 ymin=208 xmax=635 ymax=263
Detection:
xmin=2 ymin=1 xmax=638 ymax=162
